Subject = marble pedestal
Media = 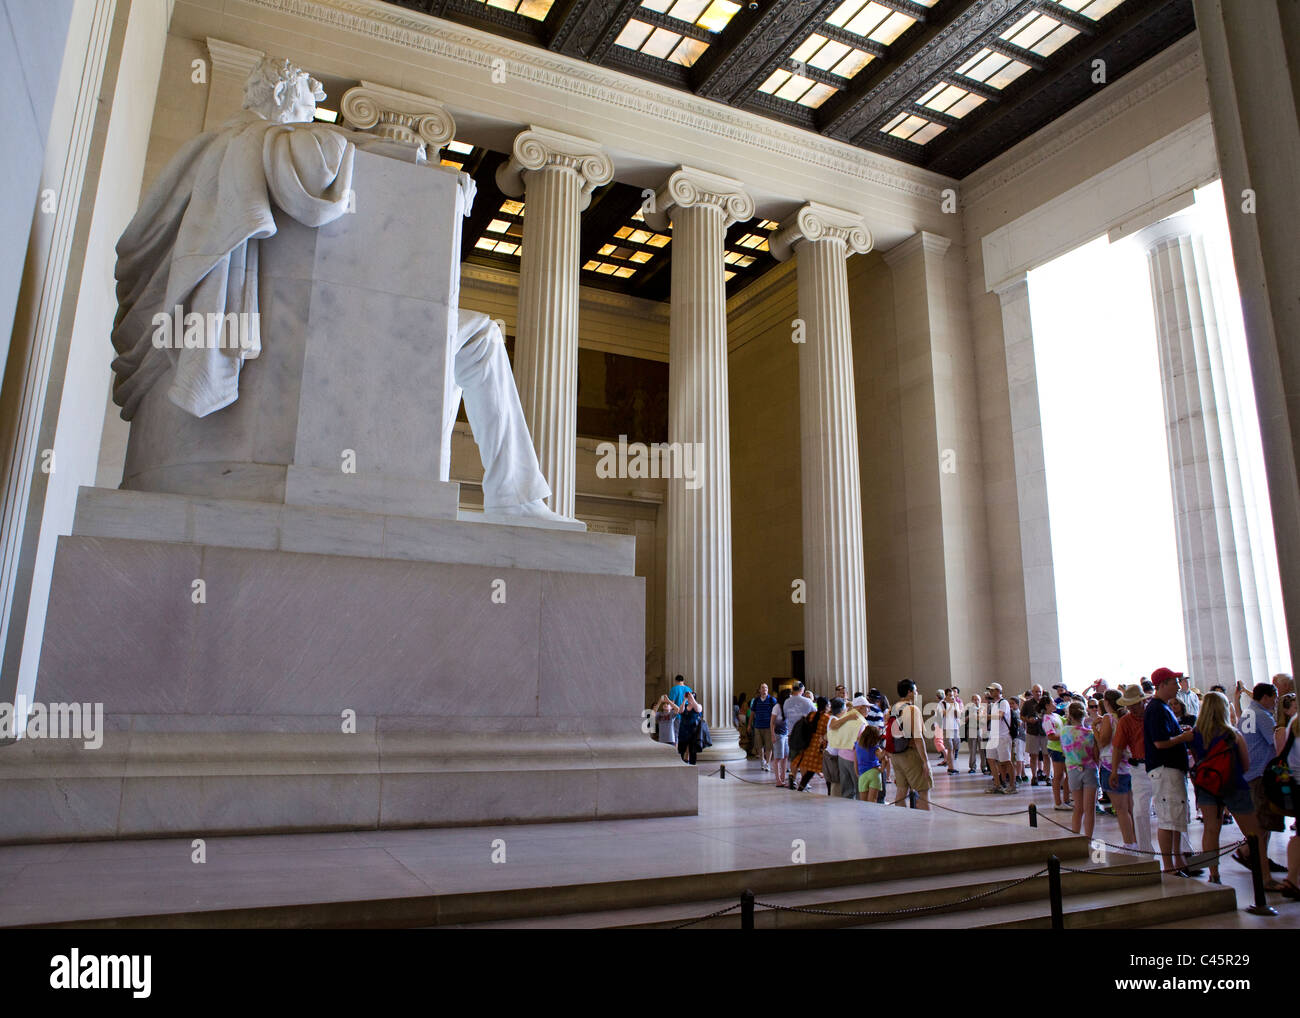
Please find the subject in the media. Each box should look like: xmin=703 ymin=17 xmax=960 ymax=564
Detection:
xmin=0 ymin=488 xmax=695 ymax=843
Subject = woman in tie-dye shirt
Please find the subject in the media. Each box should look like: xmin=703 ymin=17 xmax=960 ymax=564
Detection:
xmin=1061 ymin=701 xmax=1099 ymax=838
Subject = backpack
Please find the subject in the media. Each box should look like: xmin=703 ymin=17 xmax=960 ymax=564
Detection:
xmin=1008 ymin=705 xmax=1020 ymax=741
xmin=772 ymin=703 xmax=788 ymax=737
xmin=1262 ymin=728 xmax=1299 ymax=816
xmin=1191 ymin=732 xmax=1236 ymax=798
xmin=789 ymin=714 xmax=814 ymax=757
xmin=884 ymin=705 xmax=912 ymax=754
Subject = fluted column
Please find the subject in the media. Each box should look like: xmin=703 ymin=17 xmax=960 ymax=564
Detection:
xmin=497 ymin=128 xmax=613 ymax=517
xmin=771 ymin=203 xmax=872 ymax=692
xmin=1138 ymin=210 xmax=1272 ymax=687
xmin=648 ymin=167 xmax=753 ymax=760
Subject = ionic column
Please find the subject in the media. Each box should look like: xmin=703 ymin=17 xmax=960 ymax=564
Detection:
xmin=771 ymin=203 xmax=872 ymax=692
xmin=497 ymin=128 xmax=613 ymax=517
xmin=340 ymin=81 xmax=456 ymax=162
xmin=1138 ymin=210 xmax=1270 ymax=687
xmin=647 ymin=167 xmax=753 ymax=760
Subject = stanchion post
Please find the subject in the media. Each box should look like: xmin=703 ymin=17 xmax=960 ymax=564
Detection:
xmin=1029 ymin=803 xmax=1037 ymax=828
xmin=1048 ymin=855 xmax=1064 ymax=931
xmin=720 ymin=764 xmax=726 ymax=780
xmin=741 ymin=889 xmax=754 ymax=930
xmin=1245 ymin=834 xmax=1279 ymax=917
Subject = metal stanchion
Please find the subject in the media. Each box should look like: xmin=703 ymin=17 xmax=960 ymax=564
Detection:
xmin=1048 ymin=855 xmax=1064 ymax=931
xmin=720 ymin=764 xmax=726 ymax=780
xmin=741 ymin=889 xmax=754 ymax=930
xmin=1029 ymin=803 xmax=1038 ymax=828
xmin=1245 ymin=834 xmax=1279 ymax=917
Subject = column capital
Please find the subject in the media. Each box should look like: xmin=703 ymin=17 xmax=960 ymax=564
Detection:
xmin=496 ymin=126 xmax=614 ymax=205
xmin=205 ymin=38 xmax=265 ymax=78
xmin=645 ymin=166 xmax=754 ymax=231
xmin=992 ymin=272 xmax=1029 ymax=304
xmin=1134 ymin=209 xmax=1200 ymax=254
xmin=340 ymin=81 xmax=456 ymax=156
xmin=770 ymin=202 xmax=872 ymax=262
xmin=881 ymin=230 xmax=951 ymax=269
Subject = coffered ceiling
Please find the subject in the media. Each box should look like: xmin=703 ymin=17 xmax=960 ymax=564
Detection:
xmin=382 ymin=0 xmax=1195 ymax=178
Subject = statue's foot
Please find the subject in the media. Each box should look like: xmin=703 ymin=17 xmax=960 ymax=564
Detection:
xmin=478 ymin=498 xmax=587 ymax=531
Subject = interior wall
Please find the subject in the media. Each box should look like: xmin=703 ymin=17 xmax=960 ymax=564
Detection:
xmin=958 ymin=34 xmax=1212 ymax=692
xmin=851 ymin=252 xmax=911 ymax=686
xmin=727 ymin=260 xmax=803 ymax=695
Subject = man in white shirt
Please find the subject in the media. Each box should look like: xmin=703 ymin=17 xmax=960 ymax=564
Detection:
xmin=984 ymin=683 xmax=1016 ymax=794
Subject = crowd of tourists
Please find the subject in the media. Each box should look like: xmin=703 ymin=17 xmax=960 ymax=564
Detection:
xmin=649 ymin=668 xmax=1300 ymax=896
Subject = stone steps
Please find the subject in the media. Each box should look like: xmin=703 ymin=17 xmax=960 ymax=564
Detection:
xmin=444 ymin=855 xmax=1233 ymax=930
xmin=866 ymin=878 xmax=1236 ymax=930
xmin=442 ymin=855 xmax=1138 ymax=929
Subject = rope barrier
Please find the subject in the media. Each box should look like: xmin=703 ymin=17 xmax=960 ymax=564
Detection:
xmin=752 ymin=868 xmax=1049 ymax=919
xmin=669 ymin=902 xmax=742 ymax=930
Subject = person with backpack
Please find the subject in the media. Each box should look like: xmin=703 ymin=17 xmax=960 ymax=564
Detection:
xmin=887 ymin=679 xmax=932 ymax=809
xmin=984 ymin=683 xmax=1017 ymax=794
xmin=1279 ymin=710 xmax=1300 ymax=899
xmin=790 ymin=696 xmax=830 ymax=792
xmin=1239 ymin=682 xmax=1285 ymax=883
xmin=1190 ymin=691 xmax=1259 ymax=885
xmin=771 ymin=689 xmax=791 ymax=788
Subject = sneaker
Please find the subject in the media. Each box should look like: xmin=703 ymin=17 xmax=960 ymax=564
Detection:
xmin=992 ymin=786 xmax=1007 ymax=794
xmin=985 ymin=785 xmax=1001 ymax=794
xmin=1054 ymin=804 xmax=1072 ymax=812
xmin=968 ymin=767 xmax=976 ymax=774
xmin=1006 ymin=783 xmax=1019 ymax=793
xmin=947 ymin=768 xmax=958 ymax=775
xmin=1031 ymin=778 xmax=1039 ymax=786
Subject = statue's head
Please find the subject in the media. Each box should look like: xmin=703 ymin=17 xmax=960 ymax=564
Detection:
xmin=243 ymin=57 xmax=325 ymax=124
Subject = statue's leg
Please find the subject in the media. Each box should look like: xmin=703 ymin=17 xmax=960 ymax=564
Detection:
xmin=453 ymin=310 xmax=551 ymax=509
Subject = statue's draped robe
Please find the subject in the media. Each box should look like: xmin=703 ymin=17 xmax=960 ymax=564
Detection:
xmin=112 ymin=111 xmax=354 ymax=418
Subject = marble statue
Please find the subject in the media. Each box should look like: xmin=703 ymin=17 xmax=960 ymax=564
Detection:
xmin=111 ymin=57 xmax=564 ymax=522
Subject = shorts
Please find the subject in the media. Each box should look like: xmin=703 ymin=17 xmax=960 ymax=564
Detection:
xmin=1100 ymin=768 xmax=1132 ymax=795
xmin=1024 ymin=733 xmax=1046 ymax=755
xmin=1194 ymin=781 xmax=1254 ymax=815
xmin=1150 ymin=765 xmax=1190 ymax=833
xmin=892 ymin=749 xmax=933 ymax=795
xmin=752 ymin=727 xmax=773 ymax=752
xmin=1048 ymin=748 xmax=1065 ymax=764
xmin=1067 ymin=767 xmax=1099 ymax=792
xmin=858 ymin=768 xmax=883 ymax=794
xmin=1250 ymin=776 xmax=1285 ymax=832
xmin=774 ymin=734 xmax=789 ymax=759
xmin=988 ymin=739 xmax=1012 ymax=763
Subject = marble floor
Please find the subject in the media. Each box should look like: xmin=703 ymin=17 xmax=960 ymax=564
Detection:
xmin=0 ymin=751 xmax=1291 ymax=928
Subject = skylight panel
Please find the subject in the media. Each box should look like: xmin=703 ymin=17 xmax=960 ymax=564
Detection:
xmin=1030 ymin=23 xmax=1079 ymax=57
xmin=479 ymin=0 xmax=554 ymax=19
xmin=868 ymin=10 xmax=914 ymax=44
xmin=882 ymin=111 xmax=945 ymax=145
xmin=1002 ymin=13 xmax=1059 ymax=51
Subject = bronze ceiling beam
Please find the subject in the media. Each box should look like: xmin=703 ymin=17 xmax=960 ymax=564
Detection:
xmin=819 ymin=0 xmax=1016 ymax=139
xmin=924 ymin=0 xmax=1192 ymax=174
xmin=696 ymin=0 xmax=842 ymax=103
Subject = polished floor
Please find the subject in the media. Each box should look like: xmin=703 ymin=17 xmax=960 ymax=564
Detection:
xmin=0 ymin=748 xmax=1293 ymax=928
